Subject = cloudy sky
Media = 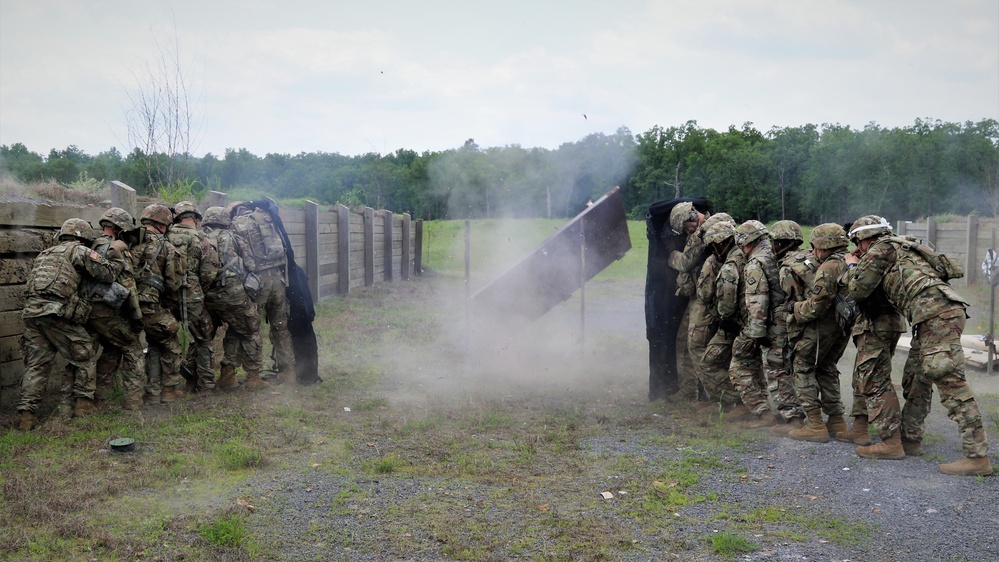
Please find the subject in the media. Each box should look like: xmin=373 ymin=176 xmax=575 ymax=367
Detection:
xmin=1 ymin=0 xmax=997 ymax=158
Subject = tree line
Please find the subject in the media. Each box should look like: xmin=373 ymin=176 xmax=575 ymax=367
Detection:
xmin=2 ymin=118 xmax=997 ymax=225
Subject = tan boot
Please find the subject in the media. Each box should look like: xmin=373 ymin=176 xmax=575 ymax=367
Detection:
xmin=216 ymin=364 xmax=239 ymax=391
xmin=770 ymin=417 xmax=805 ymax=436
xmin=835 ymin=416 xmax=872 ymax=446
xmin=739 ymin=411 xmax=779 ymax=429
xmin=938 ymin=457 xmax=993 ymax=476
xmin=160 ymin=385 xmax=185 ymax=403
xmin=856 ymin=429 xmax=905 ymax=459
xmin=789 ymin=410 xmax=830 ymax=442
xmin=722 ymin=403 xmax=752 ymax=422
xmin=825 ymin=414 xmax=848 ymax=437
xmin=244 ymin=370 xmax=270 ymax=391
xmin=278 ymin=368 xmax=297 ymax=385
xmin=74 ymin=397 xmax=97 ymax=418
xmin=18 ymin=410 xmax=37 ymax=431
xmin=901 ymin=438 xmax=923 ymax=456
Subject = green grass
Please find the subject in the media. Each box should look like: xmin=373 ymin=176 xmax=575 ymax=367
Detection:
xmin=710 ymin=531 xmax=760 ymax=557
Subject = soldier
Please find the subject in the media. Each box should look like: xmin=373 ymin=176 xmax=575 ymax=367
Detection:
xmin=787 ymin=223 xmax=851 ymax=442
xmin=202 ymin=206 xmax=268 ymax=391
xmin=694 ymin=219 xmax=743 ymax=411
xmin=133 ymin=204 xmax=186 ymax=404
xmin=836 ymin=220 xmax=907 ymax=449
xmin=846 ymin=216 xmax=991 ymax=475
xmin=729 ymin=220 xmax=781 ymax=428
xmin=87 ymin=207 xmax=146 ymax=410
xmin=17 ymin=218 xmax=116 ymax=430
xmin=231 ymin=201 xmax=296 ymax=383
xmin=167 ymin=201 xmax=219 ymax=391
xmin=769 ymin=220 xmax=811 ymax=435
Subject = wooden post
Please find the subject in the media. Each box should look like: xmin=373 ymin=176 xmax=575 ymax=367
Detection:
xmin=305 ymin=201 xmax=319 ymax=302
xmin=966 ymin=215 xmax=979 ymax=286
xmin=109 ymin=181 xmax=137 ymax=219
xmin=401 ymin=213 xmax=411 ymax=280
xmin=926 ymin=216 xmax=937 ymax=247
xmin=336 ymin=204 xmax=350 ymax=295
xmin=363 ymin=207 xmax=374 ymax=286
xmin=414 ymin=220 xmax=423 ymax=276
xmin=207 ymin=191 xmax=227 ymax=209
xmin=383 ymin=211 xmax=394 ymax=282
xmin=897 ymin=220 xmax=907 ymax=236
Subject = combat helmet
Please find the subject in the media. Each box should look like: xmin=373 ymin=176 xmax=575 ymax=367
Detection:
xmin=770 ymin=220 xmax=803 ymax=244
xmin=58 ymin=218 xmax=94 ymax=242
xmin=99 ymin=207 xmax=136 ymax=232
xmin=669 ymin=202 xmax=697 ymax=233
xmin=735 ymin=220 xmax=769 ymax=247
xmin=699 ymin=212 xmax=732 ymax=235
xmin=703 ymin=220 xmax=736 ymax=245
xmin=809 ymin=223 xmax=850 ymax=250
xmin=140 ymin=204 xmax=174 ymax=227
xmin=202 ymin=206 xmax=230 ymax=228
xmin=848 ymin=215 xmax=892 ymax=243
xmin=173 ymin=201 xmax=202 ymax=221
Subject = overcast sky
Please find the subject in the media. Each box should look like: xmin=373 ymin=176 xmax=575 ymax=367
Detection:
xmin=1 ymin=0 xmax=997 ymax=158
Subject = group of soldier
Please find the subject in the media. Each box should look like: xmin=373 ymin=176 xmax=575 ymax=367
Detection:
xmin=17 ymin=201 xmax=297 ymax=431
xmin=660 ymin=203 xmax=992 ymax=477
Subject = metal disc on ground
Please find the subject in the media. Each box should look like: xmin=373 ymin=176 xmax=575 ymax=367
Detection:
xmin=109 ymin=438 xmax=136 ymax=452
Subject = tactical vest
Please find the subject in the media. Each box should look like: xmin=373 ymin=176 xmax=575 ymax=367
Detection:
xmin=207 ymin=228 xmax=247 ymax=288
xmin=234 ymin=211 xmax=286 ymax=272
xmin=134 ymin=237 xmax=168 ymax=301
xmin=27 ymin=243 xmax=81 ymax=301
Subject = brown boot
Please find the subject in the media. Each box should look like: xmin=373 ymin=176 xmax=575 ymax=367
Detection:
xmin=18 ymin=410 xmax=37 ymax=431
xmin=74 ymin=397 xmax=97 ymax=418
xmin=739 ymin=411 xmax=779 ymax=429
xmin=770 ymin=416 xmax=805 ymax=436
xmin=160 ymin=385 xmax=185 ymax=403
xmin=901 ymin=438 xmax=923 ymax=456
xmin=789 ymin=410 xmax=830 ymax=442
xmin=856 ymin=429 xmax=905 ymax=459
xmin=835 ymin=416 xmax=872 ymax=446
xmin=244 ymin=370 xmax=270 ymax=391
xmin=278 ymin=369 xmax=297 ymax=385
xmin=825 ymin=414 xmax=848 ymax=437
xmin=216 ymin=364 xmax=239 ymax=391
xmin=938 ymin=457 xmax=993 ymax=476
xmin=722 ymin=403 xmax=752 ymax=422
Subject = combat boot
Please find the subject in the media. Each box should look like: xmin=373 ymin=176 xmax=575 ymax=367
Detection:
xmin=835 ymin=416 xmax=872 ymax=446
xmin=938 ymin=457 xmax=993 ymax=476
xmin=216 ymin=364 xmax=239 ymax=391
xmin=825 ymin=414 xmax=849 ymax=437
xmin=244 ymin=370 xmax=270 ymax=391
xmin=160 ymin=385 xmax=185 ymax=403
xmin=789 ymin=410 xmax=829 ymax=442
xmin=123 ymin=392 xmax=143 ymax=411
xmin=739 ymin=411 xmax=779 ymax=429
xmin=770 ymin=416 xmax=805 ymax=436
xmin=278 ymin=369 xmax=297 ymax=385
xmin=901 ymin=437 xmax=923 ymax=456
xmin=18 ymin=410 xmax=37 ymax=431
xmin=855 ymin=429 xmax=905 ymax=460
xmin=722 ymin=403 xmax=752 ymax=422
xmin=74 ymin=397 xmax=97 ymax=418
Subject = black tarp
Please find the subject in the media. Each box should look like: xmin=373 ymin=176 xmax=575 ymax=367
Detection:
xmin=645 ymin=197 xmax=712 ymax=400
xmin=243 ymin=198 xmax=321 ymax=385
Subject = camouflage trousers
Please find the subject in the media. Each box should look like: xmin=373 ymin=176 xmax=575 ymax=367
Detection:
xmin=766 ymin=318 xmax=800 ymax=421
xmin=88 ymin=304 xmax=145 ymax=406
xmin=676 ymin=307 xmax=698 ymax=400
xmin=849 ymin=329 xmax=902 ymax=438
xmin=901 ymin=309 xmax=989 ymax=458
xmin=18 ymin=314 xmax=98 ymax=414
xmin=791 ymin=322 xmax=848 ymax=416
xmin=699 ymin=329 xmax=741 ymax=405
xmin=140 ymin=302 xmax=183 ymax=397
xmin=729 ymin=333 xmax=770 ymax=415
xmin=206 ymin=287 xmax=263 ymax=372
xmin=177 ymin=300 xmax=215 ymax=391
xmin=687 ymin=301 xmax=715 ymax=393
xmin=256 ymin=268 xmax=295 ymax=374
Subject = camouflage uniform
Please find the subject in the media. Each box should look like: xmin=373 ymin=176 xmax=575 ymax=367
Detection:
xmin=167 ymin=203 xmax=220 ymax=391
xmin=203 ymin=208 xmax=263 ymax=380
xmin=777 ymin=247 xmax=816 ymax=422
xmin=848 ymin=291 xmax=905 ymax=440
xmin=697 ymin=228 xmax=742 ymax=406
xmin=729 ymin=223 xmax=779 ymax=419
xmin=18 ymin=220 xmax=115 ymax=421
xmin=231 ymin=204 xmax=296 ymax=379
xmin=132 ymin=208 xmax=186 ymax=401
xmin=848 ymin=234 xmax=989 ymax=460
xmin=88 ymin=213 xmax=145 ymax=409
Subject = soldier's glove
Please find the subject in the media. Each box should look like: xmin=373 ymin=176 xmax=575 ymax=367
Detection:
xmin=754 ymin=336 xmax=772 ymax=348
xmin=129 ymin=319 xmax=145 ymax=334
xmin=719 ymin=318 xmax=741 ymax=335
